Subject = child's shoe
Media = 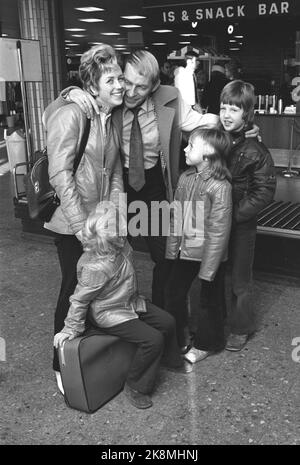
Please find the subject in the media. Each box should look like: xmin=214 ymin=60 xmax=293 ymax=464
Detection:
xmin=225 ymin=333 xmax=248 ymax=352
xmin=123 ymin=384 xmax=153 ymax=409
xmin=184 ymin=347 xmax=211 ymax=364
xmin=55 ymin=370 xmax=64 ymax=395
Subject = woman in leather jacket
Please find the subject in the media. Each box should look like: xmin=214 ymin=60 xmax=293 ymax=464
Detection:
xmin=44 ymin=44 xmax=125 ymax=389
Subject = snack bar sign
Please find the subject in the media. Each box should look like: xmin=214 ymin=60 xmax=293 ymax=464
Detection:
xmin=149 ymin=1 xmax=298 ymax=24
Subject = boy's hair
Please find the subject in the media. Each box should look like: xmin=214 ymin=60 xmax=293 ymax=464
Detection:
xmin=82 ymin=205 xmax=126 ymax=257
xmin=79 ymin=44 xmax=118 ymax=92
xmin=126 ymin=50 xmax=160 ymax=89
xmin=184 ymin=51 xmax=198 ymax=63
xmin=190 ymin=128 xmax=232 ymax=181
xmin=220 ymin=79 xmax=255 ymax=125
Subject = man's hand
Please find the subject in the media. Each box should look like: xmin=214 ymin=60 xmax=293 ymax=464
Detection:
xmin=245 ymin=123 xmax=261 ymax=140
xmin=192 ymin=103 xmax=203 ymax=113
xmin=199 ymin=113 xmax=220 ymax=129
xmin=53 ymin=332 xmax=75 ymax=349
xmin=69 ymin=89 xmax=100 ymax=119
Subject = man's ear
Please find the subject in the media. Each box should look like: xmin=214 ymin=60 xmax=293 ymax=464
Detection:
xmin=151 ymin=79 xmax=161 ymax=93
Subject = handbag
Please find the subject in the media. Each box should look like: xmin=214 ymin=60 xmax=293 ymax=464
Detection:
xmin=25 ymin=118 xmax=91 ymax=222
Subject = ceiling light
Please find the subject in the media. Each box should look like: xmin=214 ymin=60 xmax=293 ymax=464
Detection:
xmin=65 ymin=39 xmax=72 ymax=42
xmin=180 ymin=33 xmax=197 ymax=37
xmin=229 ymin=48 xmax=240 ymax=50
xmin=229 ymin=39 xmax=236 ymax=42
xmin=65 ymin=28 xmax=86 ymax=32
xmin=121 ymin=16 xmax=146 ymax=19
xmin=179 ymin=41 xmax=190 ymax=44
xmin=75 ymin=7 xmax=104 ymax=12
xmin=153 ymin=29 xmax=172 ymax=33
xmin=88 ymin=42 xmax=103 ymax=45
xmin=152 ymin=43 xmax=167 ymax=45
xmin=79 ymin=18 xmax=104 ymax=23
xmin=101 ymin=32 xmax=120 ymax=36
xmin=122 ymin=51 xmax=130 ymax=54
xmin=67 ymin=43 xmax=80 ymax=46
xmin=120 ymin=24 xmax=141 ymax=28
xmin=2 ymin=33 xmax=8 ymax=37
xmin=71 ymin=34 xmax=86 ymax=37
xmin=234 ymin=35 xmax=244 ymax=38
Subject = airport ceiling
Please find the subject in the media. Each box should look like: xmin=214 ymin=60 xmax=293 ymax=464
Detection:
xmin=0 ymin=0 xmax=235 ymax=60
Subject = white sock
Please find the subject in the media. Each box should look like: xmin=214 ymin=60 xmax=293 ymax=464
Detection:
xmin=55 ymin=371 xmax=64 ymax=395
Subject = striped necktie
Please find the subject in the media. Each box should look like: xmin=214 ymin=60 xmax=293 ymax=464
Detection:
xmin=128 ymin=107 xmax=145 ymax=191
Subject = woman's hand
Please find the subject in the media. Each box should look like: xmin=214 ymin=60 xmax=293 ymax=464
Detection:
xmin=245 ymin=124 xmax=261 ymax=141
xmin=53 ymin=332 xmax=75 ymax=349
xmin=69 ymin=89 xmax=100 ymax=119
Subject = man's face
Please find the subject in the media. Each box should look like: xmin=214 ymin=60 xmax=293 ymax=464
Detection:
xmin=123 ymin=63 xmax=154 ymax=109
xmin=187 ymin=56 xmax=197 ymax=72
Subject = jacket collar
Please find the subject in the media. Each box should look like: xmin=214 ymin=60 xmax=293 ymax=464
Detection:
xmin=186 ymin=166 xmax=213 ymax=180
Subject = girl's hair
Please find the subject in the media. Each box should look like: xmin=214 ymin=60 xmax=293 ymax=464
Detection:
xmin=190 ymin=128 xmax=232 ymax=181
xmin=81 ymin=206 xmax=126 ymax=257
xmin=125 ymin=50 xmax=160 ymax=89
xmin=79 ymin=44 xmax=118 ymax=92
xmin=220 ymin=79 xmax=255 ymax=125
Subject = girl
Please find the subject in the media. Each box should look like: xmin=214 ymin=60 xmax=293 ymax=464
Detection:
xmin=54 ymin=206 xmax=191 ymax=410
xmin=164 ymin=128 xmax=232 ymax=363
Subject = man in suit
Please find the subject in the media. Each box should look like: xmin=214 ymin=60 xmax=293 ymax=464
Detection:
xmin=174 ymin=51 xmax=202 ymax=112
xmin=47 ymin=50 xmax=219 ymax=309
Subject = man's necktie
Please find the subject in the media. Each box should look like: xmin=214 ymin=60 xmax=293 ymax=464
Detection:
xmin=128 ymin=107 xmax=145 ymax=191
xmin=193 ymin=73 xmax=199 ymax=104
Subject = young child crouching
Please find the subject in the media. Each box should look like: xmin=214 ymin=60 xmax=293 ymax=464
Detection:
xmin=54 ymin=206 xmax=190 ymax=410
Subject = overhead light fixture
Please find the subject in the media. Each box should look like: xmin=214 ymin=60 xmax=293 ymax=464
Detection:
xmin=120 ymin=24 xmax=141 ymax=28
xmin=180 ymin=33 xmax=197 ymax=37
xmin=88 ymin=42 xmax=103 ymax=45
xmin=153 ymin=29 xmax=172 ymax=33
xmin=152 ymin=43 xmax=167 ymax=46
xmin=67 ymin=43 xmax=80 ymax=46
xmin=79 ymin=18 xmax=104 ymax=23
xmin=75 ymin=7 xmax=104 ymax=12
xmin=229 ymin=39 xmax=237 ymax=42
xmin=65 ymin=28 xmax=86 ymax=32
xmin=179 ymin=41 xmax=190 ymax=44
xmin=71 ymin=34 xmax=86 ymax=37
xmin=121 ymin=16 xmax=146 ymax=19
xmin=229 ymin=48 xmax=240 ymax=50
xmin=65 ymin=39 xmax=72 ymax=42
xmin=234 ymin=35 xmax=244 ymax=38
xmin=101 ymin=32 xmax=120 ymax=36
xmin=2 ymin=33 xmax=8 ymax=37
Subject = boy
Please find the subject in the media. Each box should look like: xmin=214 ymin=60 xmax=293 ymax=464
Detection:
xmin=219 ymin=80 xmax=276 ymax=351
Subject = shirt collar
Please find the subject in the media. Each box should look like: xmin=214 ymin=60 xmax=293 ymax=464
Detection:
xmin=124 ymin=97 xmax=153 ymax=116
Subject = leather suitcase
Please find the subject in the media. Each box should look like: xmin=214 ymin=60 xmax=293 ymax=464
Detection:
xmin=58 ymin=329 xmax=136 ymax=413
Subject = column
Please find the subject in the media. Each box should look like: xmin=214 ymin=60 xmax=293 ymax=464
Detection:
xmin=17 ymin=0 xmax=66 ymax=153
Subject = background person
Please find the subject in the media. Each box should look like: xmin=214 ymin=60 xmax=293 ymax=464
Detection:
xmin=202 ymin=64 xmax=229 ymax=115
xmin=174 ymin=51 xmax=202 ymax=112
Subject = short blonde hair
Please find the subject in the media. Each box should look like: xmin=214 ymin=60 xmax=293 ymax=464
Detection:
xmin=126 ymin=50 xmax=160 ymax=89
xmin=79 ymin=44 xmax=118 ymax=92
xmin=82 ymin=205 xmax=126 ymax=257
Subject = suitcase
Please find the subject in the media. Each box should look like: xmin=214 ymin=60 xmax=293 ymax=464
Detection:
xmin=58 ymin=329 xmax=136 ymax=413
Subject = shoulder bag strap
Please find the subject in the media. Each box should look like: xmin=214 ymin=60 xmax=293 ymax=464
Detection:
xmin=72 ymin=117 xmax=91 ymax=175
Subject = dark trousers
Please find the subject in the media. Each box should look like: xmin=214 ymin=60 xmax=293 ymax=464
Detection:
xmin=123 ymin=161 xmax=172 ymax=308
xmin=53 ymin=234 xmax=83 ymax=371
xmin=100 ymin=302 xmax=183 ymax=394
xmin=226 ymin=219 xmax=257 ymax=335
xmin=164 ymin=258 xmax=226 ymax=352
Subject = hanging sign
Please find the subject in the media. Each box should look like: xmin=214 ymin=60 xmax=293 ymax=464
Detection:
xmin=0 ymin=38 xmax=42 ymax=82
xmin=143 ymin=0 xmax=299 ymax=25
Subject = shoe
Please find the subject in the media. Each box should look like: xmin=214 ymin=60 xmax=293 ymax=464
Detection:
xmin=123 ymin=384 xmax=153 ymax=409
xmin=164 ymin=361 xmax=193 ymax=374
xmin=184 ymin=347 xmax=211 ymax=364
xmin=55 ymin=370 xmax=64 ymax=395
xmin=225 ymin=333 xmax=248 ymax=352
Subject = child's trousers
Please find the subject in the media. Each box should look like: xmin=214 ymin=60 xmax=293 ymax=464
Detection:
xmin=99 ymin=302 xmax=183 ymax=394
xmin=164 ymin=258 xmax=226 ymax=352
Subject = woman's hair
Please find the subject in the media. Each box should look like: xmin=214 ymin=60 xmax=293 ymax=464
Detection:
xmin=82 ymin=205 xmax=126 ymax=257
xmin=190 ymin=128 xmax=232 ymax=181
xmin=220 ymin=79 xmax=256 ymax=125
xmin=79 ymin=44 xmax=118 ymax=92
xmin=125 ymin=50 xmax=160 ymax=89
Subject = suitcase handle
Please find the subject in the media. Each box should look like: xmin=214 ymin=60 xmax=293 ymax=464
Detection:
xmin=59 ymin=340 xmax=66 ymax=367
